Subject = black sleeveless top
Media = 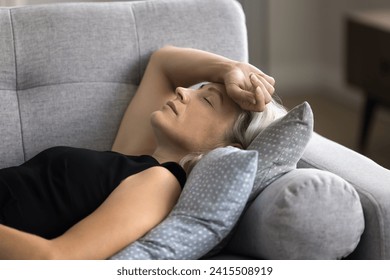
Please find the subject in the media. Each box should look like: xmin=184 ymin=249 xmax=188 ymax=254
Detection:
xmin=0 ymin=146 xmax=186 ymax=239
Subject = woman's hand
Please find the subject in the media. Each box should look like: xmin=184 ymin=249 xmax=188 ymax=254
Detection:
xmin=224 ymin=62 xmax=275 ymax=112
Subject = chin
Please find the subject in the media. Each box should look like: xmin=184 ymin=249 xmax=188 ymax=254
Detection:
xmin=150 ymin=111 xmax=172 ymax=139
xmin=150 ymin=110 xmax=166 ymax=129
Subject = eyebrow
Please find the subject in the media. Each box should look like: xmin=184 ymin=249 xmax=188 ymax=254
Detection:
xmin=206 ymin=85 xmax=224 ymax=104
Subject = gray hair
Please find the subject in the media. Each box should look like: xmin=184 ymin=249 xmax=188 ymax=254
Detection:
xmin=180 ymin=98 xmax=287 ymax=174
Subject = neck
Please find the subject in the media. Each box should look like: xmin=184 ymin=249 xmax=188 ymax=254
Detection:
xmin=151 ymin=146 xmax=186 ymax=164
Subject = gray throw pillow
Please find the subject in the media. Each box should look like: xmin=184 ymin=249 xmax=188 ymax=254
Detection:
xmin=110 ymin=146 xmax=258 ymax=260
xmin=227 ymin=168 xmax=364 ymax=259
xmin=248 ymin=102 xmax=313 ymax=200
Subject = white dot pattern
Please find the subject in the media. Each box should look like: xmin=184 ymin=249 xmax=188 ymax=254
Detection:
xmin=110 ymin=147 xmax=258 ymax=260
xmin=110 ymin=102 xmax=313 ymax=260
xmin=248 ymin=102 xmax=314 ymax=200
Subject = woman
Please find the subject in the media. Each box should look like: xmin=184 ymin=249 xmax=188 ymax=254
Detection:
xmin=0 ymin=46 xmax=285 ymax=259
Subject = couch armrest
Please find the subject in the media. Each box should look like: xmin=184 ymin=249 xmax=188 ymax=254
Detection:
xmin=298 ymin=133 xmax=390 ymax=259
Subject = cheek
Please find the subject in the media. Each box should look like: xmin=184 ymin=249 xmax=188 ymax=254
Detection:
xmin=187 ymin=117 xmax=232 ymax=147
xmin=151 ymin=109 xmax=235 ymax=151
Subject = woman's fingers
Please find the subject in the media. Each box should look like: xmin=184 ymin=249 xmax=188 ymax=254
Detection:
xmin=224 ymin=64 xmax=276 ymax=112
xmin=225 ymin=83 xmax=257 ymax=110
xmin=250 ymin=73 xmax=274 ymax=97
xmin=250 ymin=73 xmax=274 ymax=110
xmin=251 ymin=68 xmax=275 ymax=87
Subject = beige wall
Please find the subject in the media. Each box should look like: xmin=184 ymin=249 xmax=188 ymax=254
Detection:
xmin=267 ymin=0 xmax=390 ymax=97
xmin=238 ymin=0 xmax=269 ymax=72
xmin=238 ymin=0 xmax=390 ymax=98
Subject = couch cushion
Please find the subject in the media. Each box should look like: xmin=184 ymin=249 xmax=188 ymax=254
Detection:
xmin=110 ymin=147 xmax=257 ymax=260
xmin=248 ymin=102 xmax=313 ymax=200
xmin=0 ymin=10 xmax=24 ymax=168
xmin=298 ymin=132 xmax=390 ymax=259
xmin=0 ymin=9 xmax=15 ymax=90
xmin=7 ymin=3 xmax=143 ymax=158
xmin=2 ymin=0 xmax=249 ymax=162
xmin=0 ymin=90 xmax=24 ymax=168
xmin=133 ymin=0 xmax=248 ymax=74
xmin=11 ymin=3 xmax=140 ymax=89
xmin=227 ymin=168 xmax=364 ymax=259
xmin=17 ymin=83 xmax=135 ymax=160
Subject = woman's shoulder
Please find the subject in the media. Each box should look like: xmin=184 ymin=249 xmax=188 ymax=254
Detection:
xmin=159 ymin=161 xmax=187 ymax=189
xmin=122 ymin=165 xmax=183 ymax=191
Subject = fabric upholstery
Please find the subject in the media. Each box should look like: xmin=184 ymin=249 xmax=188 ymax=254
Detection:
xmin=110 ymin=103 xmax=314 ymax=260
xmin=0 ymin=0 xmax=389 ymax=260
xmin=0 ymin=9 xmax=15 ymax=89
xmin=11 ymin=3 xmax=140 ymax=89
xmin=132 ymin=0 xmax=248 ymax=74
xmin=0 ymin=0 xmax=247 ymax=167
xmin=228 ymin=169 xmax=365 ymax=259
xmin=110 ymin=147 xmax=257 ymax=260
xmin=298 ymin=133 xmax=390 ymax=259
xmin=248 ymin=102 xmax=313 ymax=200
xmin=0 ymin=9 xmax=23 ymax=168
xmin=17 ymin=84 xmax=135 ymax=160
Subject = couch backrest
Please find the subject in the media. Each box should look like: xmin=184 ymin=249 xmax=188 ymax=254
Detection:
xmin=0 ymin=0 xmax=248 ymax=168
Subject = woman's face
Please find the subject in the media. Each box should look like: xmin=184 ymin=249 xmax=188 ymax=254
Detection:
xmin=151 ymin=83 xmax=241 ymax=154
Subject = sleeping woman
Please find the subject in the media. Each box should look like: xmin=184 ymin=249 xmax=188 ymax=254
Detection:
xmin=0 ymin=46 xmax=286 ymax=259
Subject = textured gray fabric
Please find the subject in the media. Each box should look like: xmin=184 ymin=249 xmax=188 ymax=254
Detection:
xmin=1 ymin=0 xmax=390 ymax=260
xmin=248 ymin=102 xmax=313 ymax=201
xmin=0 ymin=90 xmax=24 ymax=168
xmin=11 ymin=3 xmax=140 ymax=89
xmin=133 ymin=0 xmax=248 ymax=75
xmin=298 ymin=133 xmax=390 ymax=259
xmin=1 ymin=0 xmax=248 ymax=166
xmin=0 ymin=9 xmax=15 ymax=90
xmin=18 ymin=83 xmax=135 ymax=161
xmin=228 ymin=169 xmax=364 ymax=260
xmin=0 ymin=10 xmax=23 ymax=168
xmin=110 ymin=147 xmax=257 ymax=260
xmin=2 ymin=2 xmax=142 ymax=165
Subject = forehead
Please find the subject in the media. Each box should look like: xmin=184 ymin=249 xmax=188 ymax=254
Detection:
xmin=201 ymin=82 xmax=242 ymax=113
xmin=199 ymin=82 xmax=226 ymax=93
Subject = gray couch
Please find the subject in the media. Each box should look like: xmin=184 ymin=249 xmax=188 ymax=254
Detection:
xmin=0 ymin=0 xmax=389 ymax=259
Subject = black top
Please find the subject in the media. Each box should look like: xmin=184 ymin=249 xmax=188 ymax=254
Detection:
xmin=0 ymin=146 xmax=186 ymax=239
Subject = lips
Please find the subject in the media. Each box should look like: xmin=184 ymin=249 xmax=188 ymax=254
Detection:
xmin=166 ymin=101 xmax=178 ymax=115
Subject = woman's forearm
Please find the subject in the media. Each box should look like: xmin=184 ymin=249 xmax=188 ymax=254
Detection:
xmin=0 ymin=224 xmax=53 ymax=259
xmin=152 ymin=45 xmax=235 ymax=88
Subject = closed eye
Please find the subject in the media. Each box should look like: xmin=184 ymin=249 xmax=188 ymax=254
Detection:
xmin=204 ymin=97 xmax=214 ymax=107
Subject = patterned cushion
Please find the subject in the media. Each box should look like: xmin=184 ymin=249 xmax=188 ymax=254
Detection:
xmin=110 ymin=147 xmax=258 ymax=259
xmin=248 ymin=102 xmax=313 ymax=200
xmin=110 ymin=102 xmax=313 ymax=259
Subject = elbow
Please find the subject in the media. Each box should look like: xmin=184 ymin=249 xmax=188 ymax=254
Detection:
xmin=35 ymin=240 xmax=68 ymax=260
xmin=20 ymin=240 xmax=60 ymax=260
xmin=35 ymin=241 xmax=59 ymax=260
xmin=151 ymin=45 xmax=177 ymax=60
xmin=155 ymin=45 xmax=176 ymax=54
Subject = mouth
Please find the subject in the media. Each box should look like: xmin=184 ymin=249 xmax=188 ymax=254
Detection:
xmin=166 ymin=101 xmax=178 ymax=115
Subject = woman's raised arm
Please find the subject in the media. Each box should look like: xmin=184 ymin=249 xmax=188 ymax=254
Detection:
xmin=112 ymin=46 xmax=274 ymax=156
xmin=153 ymin=46 xmax=275 ymax=107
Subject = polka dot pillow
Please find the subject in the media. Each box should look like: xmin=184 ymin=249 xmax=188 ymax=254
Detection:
xmin=110 ymin=102 xmax=312 ymax=260
xmin=248 ymin=102 xmax=313 ymax=201
xmin=110 ymin=147 xmax=258 ymax=259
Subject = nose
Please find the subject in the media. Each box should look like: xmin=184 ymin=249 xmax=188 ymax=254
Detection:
xmin=175 ymin=87 xmax=189 ymax=103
